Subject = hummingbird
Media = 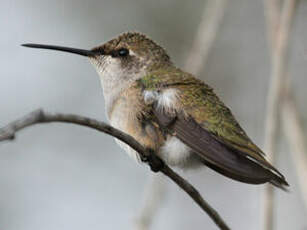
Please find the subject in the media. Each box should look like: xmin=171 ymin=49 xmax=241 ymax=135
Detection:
xmin=22 ymin=32 xmax=288 ymax=189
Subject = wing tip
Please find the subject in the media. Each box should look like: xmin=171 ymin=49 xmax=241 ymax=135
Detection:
xmin=270 ymin=174 xmax=290 ymax=191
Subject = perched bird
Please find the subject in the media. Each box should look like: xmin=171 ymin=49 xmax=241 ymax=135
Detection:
xmin=23 ymin=32 xmax=288 ymax=189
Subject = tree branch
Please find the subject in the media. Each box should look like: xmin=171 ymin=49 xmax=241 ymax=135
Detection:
xmin=0 ymin=109 xmax=231 ymax=230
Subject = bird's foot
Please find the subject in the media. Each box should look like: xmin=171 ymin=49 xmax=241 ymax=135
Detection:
xmin=141 ymin=149 xmax=165 ymax=173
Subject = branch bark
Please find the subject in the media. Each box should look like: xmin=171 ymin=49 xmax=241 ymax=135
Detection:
xmin=0 ymin=109 xmax=231 ymax=230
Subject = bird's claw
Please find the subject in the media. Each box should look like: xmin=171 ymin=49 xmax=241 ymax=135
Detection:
xmin=141 ymin=149 xmax=164 ymax=172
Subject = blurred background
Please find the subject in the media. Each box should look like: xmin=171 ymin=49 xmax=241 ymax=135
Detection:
xmin=0 ymin=0 xmax=306 ymax=229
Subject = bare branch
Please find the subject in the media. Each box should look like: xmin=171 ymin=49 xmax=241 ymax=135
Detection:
xmin=0 ymin=109 xmax=231 ymax=230
xmin=134 ymin=174 xmax=167 ymax=230
xmin=184 ymin=0 xmax=227 ymax=76
xmin=262 ymin=0 xmax=297 ymax=229
xmin=264 ymin=0 xmax=307 ymax=216
xmin=263 ymin=0 xmax=296 ymax=163
xmin=263 ymin=0 xmax=281 ymax=50
xmin=281 ymin=82 xmax=307 ymax=210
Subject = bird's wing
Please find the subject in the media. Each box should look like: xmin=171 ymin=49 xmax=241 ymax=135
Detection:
xmin=138 ymin=69 xmax=288 ymax=187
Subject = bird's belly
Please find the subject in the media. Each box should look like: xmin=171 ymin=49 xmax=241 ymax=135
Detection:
xmin=109 ymin=102 xmax=202 ymax=169
xmin=159 ymin=136 xmax=202 ymax=169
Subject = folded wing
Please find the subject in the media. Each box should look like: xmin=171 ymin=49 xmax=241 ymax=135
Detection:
xmin=140 ymin=69 xmax=288 ymax=188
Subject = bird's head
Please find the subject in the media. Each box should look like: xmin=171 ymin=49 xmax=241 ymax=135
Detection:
xmin=23 ymin=32 xmax=172 ymax=85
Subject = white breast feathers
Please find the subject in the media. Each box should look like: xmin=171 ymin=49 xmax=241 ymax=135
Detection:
xmin=143 ymin=88 xmax=178 ymax=109
xmin=143 ymin=89 xmax=202 ymax=169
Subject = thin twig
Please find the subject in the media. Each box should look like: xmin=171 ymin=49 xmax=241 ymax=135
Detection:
xmin=0 ymin=109 xmax=231 ymax=230
xmin=263 ymin=0 xmax=281 ymax=50
xmin=262 ymin=0 xmax=297 ymax=229
xmin=134 ymin=174 xmax=167 ymax=230
xmin=265 ymin=0 xmax=307 ymax=214
xmin=184 ymin=0 xmax=227 ymax=76
xmin=282 ymin=82 xmax=307 ymax=209
xmin=262 ymin=0 xmax=282 ymax=228
xmin=263 ymin=0 xmax=295 ymax=165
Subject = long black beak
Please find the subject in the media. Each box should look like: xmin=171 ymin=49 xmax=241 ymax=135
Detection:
xmin=21 ymin=43 xmax=97 ymax=57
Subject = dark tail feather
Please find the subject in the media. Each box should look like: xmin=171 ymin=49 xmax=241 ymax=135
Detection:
xmin=199 ymin=154 xmax=289 ymax=190
xmin=155 ymin=110 xmax=290 ymax=190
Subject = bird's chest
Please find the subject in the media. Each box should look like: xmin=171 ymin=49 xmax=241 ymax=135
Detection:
xmin=109 ymin=106 xmax=135 ymax=135
xmin=108 ymin=89 xmax=148 ymax=162
xmin=108 ymin=90 xmax=143 ymax=134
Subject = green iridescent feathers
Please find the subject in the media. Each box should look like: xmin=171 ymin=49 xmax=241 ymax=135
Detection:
xmin=138 ymin=66 xmax=264 ymax=158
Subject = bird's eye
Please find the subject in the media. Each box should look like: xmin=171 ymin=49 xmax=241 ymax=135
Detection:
xmin=118 ymin=48 xmax=129 ymax=57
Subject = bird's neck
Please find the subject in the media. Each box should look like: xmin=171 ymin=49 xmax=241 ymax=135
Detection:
xmin=96 ymin=62 xmax=175 ymax=118
xmin=98 ymin=71 xmax=145 ymax=118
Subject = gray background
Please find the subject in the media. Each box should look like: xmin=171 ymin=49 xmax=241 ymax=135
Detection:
xmin=1 ymin=0 xmax=306 ymax=229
